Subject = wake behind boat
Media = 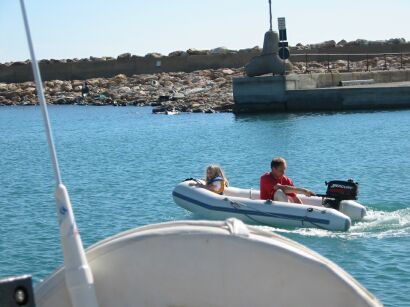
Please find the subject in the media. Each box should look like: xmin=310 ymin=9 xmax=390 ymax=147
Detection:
xmin=173 ymin=179 xmax=367 ymax=231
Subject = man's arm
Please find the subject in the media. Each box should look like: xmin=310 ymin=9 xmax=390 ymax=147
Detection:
xmin=275 ymin=184 xmax=315 ymax=196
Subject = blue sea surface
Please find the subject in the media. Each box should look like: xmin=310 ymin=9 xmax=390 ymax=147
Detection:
xmin=0 ymin=106 xmax=409 ymax=306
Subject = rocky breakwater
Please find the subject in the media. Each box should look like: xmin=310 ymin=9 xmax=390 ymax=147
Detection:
xmin=292 ymin=38 xmax=408 ymax=50
xmin=290 ymin=38 xmax=410 ymax=73
xmin=0 ymin=68 xmax=243 ymax=112
xmin=291 ymin=54 xmax=410 ymax=74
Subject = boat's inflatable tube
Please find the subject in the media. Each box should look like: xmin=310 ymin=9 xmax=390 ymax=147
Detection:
xmin=35 ymin=219 xmax=382 ymax=307
xmin=173 ymin=181 xmax=366 ymax=231
xmin=223 ymin=185 xmax=366 ymax=221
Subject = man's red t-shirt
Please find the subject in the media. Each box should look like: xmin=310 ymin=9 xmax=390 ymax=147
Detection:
xmin=260 ymin=172 xmax=295 ymax=200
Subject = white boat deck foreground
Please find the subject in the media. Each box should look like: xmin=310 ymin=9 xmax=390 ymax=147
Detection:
xmin=35 ymin=219 xmax=382 ymax=307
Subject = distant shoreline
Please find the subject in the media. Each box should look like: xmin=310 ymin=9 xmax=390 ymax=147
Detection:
xmin=1 ymin=40 xmax=410 ymax=113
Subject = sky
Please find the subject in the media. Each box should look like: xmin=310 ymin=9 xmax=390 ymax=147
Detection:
xmin=1 ymin=0 xmax=409 ymax=63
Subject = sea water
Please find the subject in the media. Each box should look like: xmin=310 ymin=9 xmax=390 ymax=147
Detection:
xmin=0 ymin=106 xmax=409 ymax=306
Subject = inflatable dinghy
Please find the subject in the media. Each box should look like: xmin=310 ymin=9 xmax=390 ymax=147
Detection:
xmin=173 ymin=180 xmax=367 ymax=231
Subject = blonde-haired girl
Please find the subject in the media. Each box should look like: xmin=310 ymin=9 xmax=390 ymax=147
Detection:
xmin=190 ymin=165 xmax=229 ymax=195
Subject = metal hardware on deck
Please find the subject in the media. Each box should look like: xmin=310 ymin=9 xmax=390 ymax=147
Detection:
xmin=0 ymin=275 xmax=35 ymax=307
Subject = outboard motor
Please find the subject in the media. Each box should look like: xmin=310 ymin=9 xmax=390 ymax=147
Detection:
xmin=321 ymin=179 xmax=359 ymax=210
xmin=326 ymin=180 xmax=359 ymax=200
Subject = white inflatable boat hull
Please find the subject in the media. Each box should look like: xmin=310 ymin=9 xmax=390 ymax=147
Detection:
xmin=35 ymin=219 xmax=381 ymax=307
xmin=173 ymin=181 xmax=366 ymax=231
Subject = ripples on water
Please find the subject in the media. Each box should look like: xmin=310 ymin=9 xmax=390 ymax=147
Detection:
xmin=0 ymin=106 xmax=409 ymax=307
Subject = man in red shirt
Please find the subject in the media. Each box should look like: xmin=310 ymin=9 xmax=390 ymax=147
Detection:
xmin=260 ymin=157 xmax=315 ymax=203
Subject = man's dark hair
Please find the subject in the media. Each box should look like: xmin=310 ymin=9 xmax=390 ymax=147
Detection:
xmin=271 ymin=157 xmax=286 ymax=169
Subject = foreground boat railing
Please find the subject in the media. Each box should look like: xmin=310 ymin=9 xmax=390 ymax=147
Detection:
xmin=19 ymin=1 xmax=99 ymax=306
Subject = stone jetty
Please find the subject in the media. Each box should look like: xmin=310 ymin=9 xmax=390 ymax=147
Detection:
xmin=1 ymin=39 xmax=409 ymax=113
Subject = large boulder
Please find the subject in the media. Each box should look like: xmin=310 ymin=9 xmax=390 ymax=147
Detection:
xmin=336 ymin=39 xmax=347 ymax=47
xmin=112 ymin=74 xmax=128 ymax=82
xmin=172 ymin=92 xmax=185 ymax=100
xmin=24 ymin=87 xmax=37 ymax=95
xmin=19 ymin=81 xmax=35 ymax=89
xmin=168 ymin=50 xmax=188 ymax=57
xmin=130 ymin=55 xmax=143 ymax=60
xmin=53 ymin=80 xmax=64 ymax=86
xmin=90 ymin=56 xmax=105 ymax=62
xmin=118 ymin=86 xmax=131 ymax=94
xmin=222 ymin=69 xmax=235 ymax=75
xmin=309 ymin=40 xmax=336 ymax=49
xmin=117 ymin=53 xmax=131 ymax=60
xmin=238 ymin=46 xmax=261 ymax=53
xmin=367 ymin=40 xmax=385 ymax=46
xmin=61 ymin=83 xmax=73 ymax=91
xmin=210 ymin=47 xmax=235 ymax=55
xmin=186 ymin=48 xmax=209 ymax=55
xmin=387 ymin=38 xmax=406 ymax=45
xmin=145 ymin=53 xmax=163 ymax=58
xmin=49 ymin=59 xmax=65 ymax=64
xmin=11 ymin=61 xmax=27 ymax=66
xmin=345 ymin=39 xmax=369 ymax=47
xmin=71 ymin=80 xmax=83 ymax=87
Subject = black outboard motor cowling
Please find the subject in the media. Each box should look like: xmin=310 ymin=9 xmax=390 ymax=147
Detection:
xmin=325 ymin=179 xmax=359 ymax=200
xmin=320 ymin=179 xmax=359 ymax=210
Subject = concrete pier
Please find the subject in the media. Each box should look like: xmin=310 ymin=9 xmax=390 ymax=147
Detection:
xmin=233 ymin=70 xmax=410 ymax=112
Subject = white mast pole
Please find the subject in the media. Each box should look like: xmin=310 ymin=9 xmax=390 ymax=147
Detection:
xmin=19 ymin=1 xmax=99 ymax=306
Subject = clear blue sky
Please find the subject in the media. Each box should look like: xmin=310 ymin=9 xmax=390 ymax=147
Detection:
xmin=1 ymin=0 xmax=409 ymax=63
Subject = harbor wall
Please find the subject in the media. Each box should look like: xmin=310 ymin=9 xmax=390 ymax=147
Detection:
xmin=0 ymin=52 xmax=257 ymax=83
xmin=2 ymin=43 xmax=410 ymax=83
xmin=285 ymin=70 xmax=410 ymax=89
xmin=233 ymin=70 xmax=410 ymax=113
xmin=290 ymin=43 xmax=410 ymax=62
